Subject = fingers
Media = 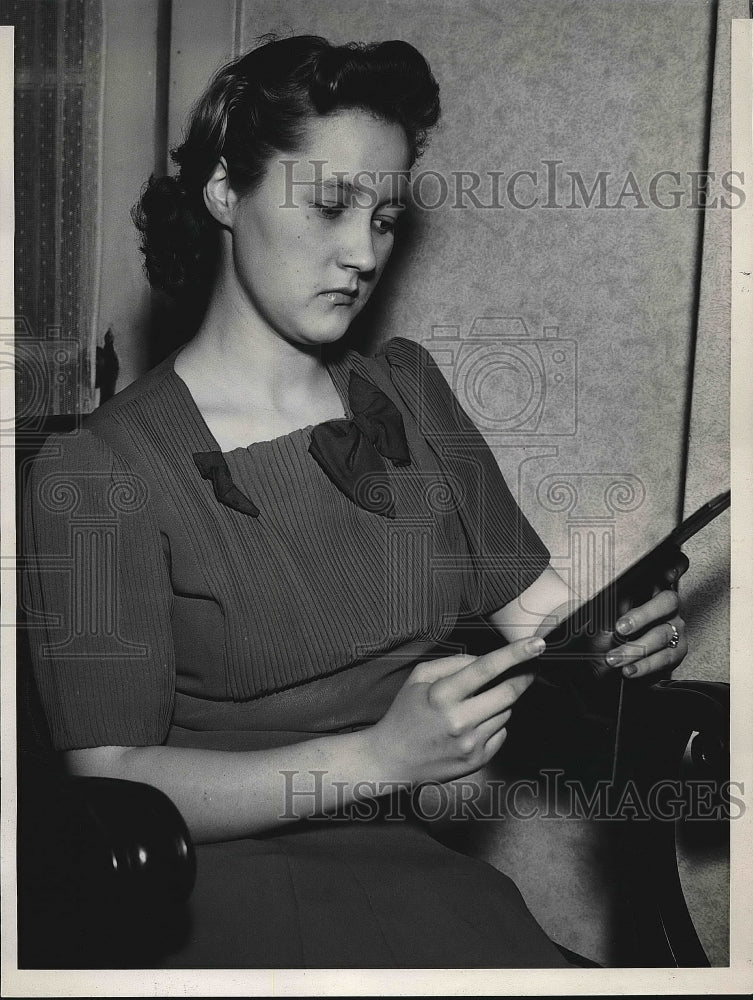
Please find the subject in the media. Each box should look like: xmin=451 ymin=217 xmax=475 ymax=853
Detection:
xmin=647 ymin=550 xmax=691 ymax=598
xmin=430 ymin=636 xmax=545 ymax=704
xmin=662 ymin=547 xmax=690 ymax=587
xmin=408 ymin=653 xmax=477 ymax=686
xmin=458 ymin=675 xmax=534 ymax=729
xmin=608 ymin=567 xmax=689 ymax=679
xmin=483 ymin=726 xmax=509 ymax=761
xmin=618 ymin=620 xmax=687 ymax=679
xmin=606 ymin=616 xmax=687 ymax=678
xmin=448 ymin=712 xmax=511 ymax=771
xmin=614 ymin=588 xmax=680 ymax=639
xmin=474 ymin=709 xmax=513 ymax=743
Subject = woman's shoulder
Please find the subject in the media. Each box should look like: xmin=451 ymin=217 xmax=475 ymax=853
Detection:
xmin=24 ymin=426 xmax=125 ymax=487
xmin=373 ymin=336 xmax=454 ymax=396
xmin=25 ymin=350 xmax=184 ymax=485
xmin=22 ymin=426 xmax=150 ymax=518
xmin=81 ymin=346 xmax=206 ymax=467
xmin=369 ymin=336 xmax=462 ymax=431
xmin=373 ymin=335 xmax=439 ymax=372
xmin=84 ymin=348 xmax=182 ymax=432
xmin=21 ymin=427 xmax=154 ymax=542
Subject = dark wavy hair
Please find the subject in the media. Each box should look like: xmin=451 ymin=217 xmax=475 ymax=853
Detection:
xmin=132 ymin=35 xmax=440 ymax=303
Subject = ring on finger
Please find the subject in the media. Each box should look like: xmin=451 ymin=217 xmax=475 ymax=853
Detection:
xmin=666 ymin=622 xmax=680 ymax=649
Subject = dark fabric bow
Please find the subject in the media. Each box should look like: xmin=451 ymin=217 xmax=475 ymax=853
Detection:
xmin=308 ymin=371 xmax=411 ymax=518
xmin=192 ymin=451 xmax=261 ymax=517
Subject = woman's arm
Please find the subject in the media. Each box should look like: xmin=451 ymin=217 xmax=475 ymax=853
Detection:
xmin=485 ymin=561 xmax=688 ymax=679
xmin=65 ymin=733 xmax=385 ymax=844
xmin=65 ymin=635 xmax=546 ymax=845
xmin=484 ymin=566 xmax=576 ymax=642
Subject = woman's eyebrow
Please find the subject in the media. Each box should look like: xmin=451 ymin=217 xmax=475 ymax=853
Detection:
xmin=317 ymin=177 xmax=350 ymax=193
xmin=315 ymin=176 xmax=407 ymax=208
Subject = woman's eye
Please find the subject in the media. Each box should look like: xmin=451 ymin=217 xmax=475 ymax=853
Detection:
xmin=373 ymin=217 xmax=397 ymax=235
xmin=313 ymin=203 xmax=345 ymax=220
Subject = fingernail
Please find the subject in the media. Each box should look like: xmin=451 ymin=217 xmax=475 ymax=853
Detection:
xmin=616 ymin=618 xmax=632 ymax=635
xmin=622 ymin=664 xmax=637 ymax=677
xmin=526 ymin=637 xmax=545 ymax=655
xmin=606 ymin=652 xmax=619 ymax=666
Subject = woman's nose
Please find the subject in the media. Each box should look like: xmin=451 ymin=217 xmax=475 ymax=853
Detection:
xmin=337 ymin=219 xmax=378 ymax=274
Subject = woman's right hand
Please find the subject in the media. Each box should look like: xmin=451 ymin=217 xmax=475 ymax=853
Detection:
xmin=365 ymin=636 xmax=546 ymax=786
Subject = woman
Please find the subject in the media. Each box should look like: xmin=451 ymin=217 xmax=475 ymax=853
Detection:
xmin=23 ymin=35 xmax=688 ymax=968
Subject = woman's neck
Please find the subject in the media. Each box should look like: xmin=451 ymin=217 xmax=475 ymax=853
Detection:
xmin=174 ymin=293 xmax=346 ymax=442
xmin=183 ymin=287 xmax=323 ymax=404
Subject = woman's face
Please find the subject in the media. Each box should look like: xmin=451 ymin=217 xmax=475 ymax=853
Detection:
xmin=225 ymin=109 xmax=412 ymax=347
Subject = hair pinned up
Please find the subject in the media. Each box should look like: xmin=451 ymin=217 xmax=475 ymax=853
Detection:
xmin=132 ymin=35 xmax=440 ymax=303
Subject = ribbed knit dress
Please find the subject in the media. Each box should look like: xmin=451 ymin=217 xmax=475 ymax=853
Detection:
xmin=22 ymin=335 xmax=568 ymax=968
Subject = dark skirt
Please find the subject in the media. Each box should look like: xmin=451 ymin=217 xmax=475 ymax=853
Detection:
xmin=158 ymin=814 xmax=569 ymax=969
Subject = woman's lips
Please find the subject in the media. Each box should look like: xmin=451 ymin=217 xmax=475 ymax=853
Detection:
xmin=320 ymin=289 xmax=358 ymax=305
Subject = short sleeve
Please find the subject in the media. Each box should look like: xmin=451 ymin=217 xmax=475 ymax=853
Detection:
xmin=380 ymin=336 xmax=551 ymax=617
xmin=21 ymin=430 xmax=175 ymax=750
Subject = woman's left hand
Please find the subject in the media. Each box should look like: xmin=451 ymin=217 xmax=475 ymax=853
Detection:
xmin=600 ymin=549 xmax=690 ymax=680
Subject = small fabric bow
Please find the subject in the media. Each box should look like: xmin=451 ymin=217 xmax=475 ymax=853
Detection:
xmin=308 ymin=371 xmax=411 ymax=517
xmin=192 ymin=451 xmax=261 ymax=517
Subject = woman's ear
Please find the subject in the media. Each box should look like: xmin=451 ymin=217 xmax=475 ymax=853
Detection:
xmin=203 ymin=157 xmax=238 ymax=226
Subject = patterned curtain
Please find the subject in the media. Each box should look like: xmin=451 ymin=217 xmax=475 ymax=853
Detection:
xmin=8 ymin=0 xmax=104 ymax=417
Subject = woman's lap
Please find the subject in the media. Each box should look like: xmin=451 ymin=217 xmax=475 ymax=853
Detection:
xmin=158 ymin=817 xmax=570 ymax=969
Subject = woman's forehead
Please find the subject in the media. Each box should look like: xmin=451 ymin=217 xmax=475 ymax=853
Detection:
xmin=297 ymin=109 xmax=411 ymax=178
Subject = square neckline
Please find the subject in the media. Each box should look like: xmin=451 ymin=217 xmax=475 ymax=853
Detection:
xmin=167 ymin=342 xmax=353 ymax=457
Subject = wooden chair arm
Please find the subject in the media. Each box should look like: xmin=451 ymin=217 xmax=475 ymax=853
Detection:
xmin=18 ymin=770 xmax=196 ymax=968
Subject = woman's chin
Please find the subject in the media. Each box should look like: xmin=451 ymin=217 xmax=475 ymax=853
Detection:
xmin=294 ymin=319 xmax=356 ymax=346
